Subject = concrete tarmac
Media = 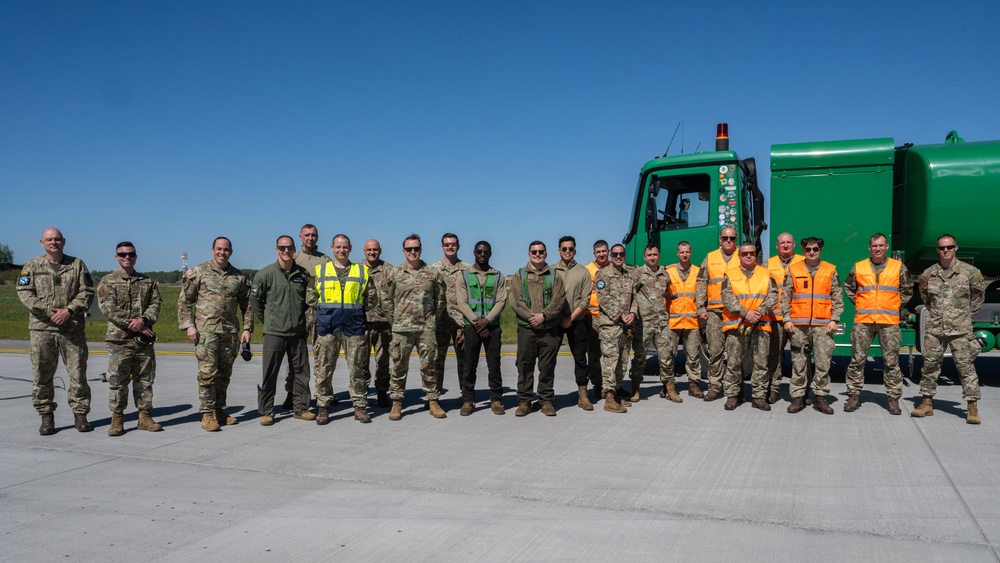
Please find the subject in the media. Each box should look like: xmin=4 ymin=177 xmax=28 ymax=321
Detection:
xmin=1 ymin=341 xmax=998 ymax=562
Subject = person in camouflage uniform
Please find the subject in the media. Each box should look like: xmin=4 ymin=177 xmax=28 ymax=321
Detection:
xmin=97 ymin=241 xmax=163 ymax=436
xmin=911 ymin=234 xmax=987 ymax=424
xmin=765 ymin=232 xmax=804 ymax=403
xmin=595 ymin=244 xmax=638 ymax=413
xmin=313 ymin=234 xmax=371 ymax=425
xmin=696 ymin=227 xmax=739 ymax=401
xmin=781 ymin=237 xmax=843 ymax=415
xmin=664 ymin=241 xmax=704 ymax=397
xmin=509 ymin=241 xmax=566 ymax=417
xmin=720 ymin=243 xmax=778 ymax=411
xmin=430 ymin=233 xmax=470 ymax=392
xmin=17 ymin=227 xmax=94 ymax=435
xmin=178 ymin=236 xmax=254 ymax=432
xmin=843 ymin=233 xmax=913 ymax=415
xmin=381 ymin=234 xmax=448 ymax=420
xmin=362 ymin=238 xmax=393 ymax=407
xmin=631 ymin=244 xmax=683 ymax=404
xmin=287 ymin=223 xmax=329 ymax=410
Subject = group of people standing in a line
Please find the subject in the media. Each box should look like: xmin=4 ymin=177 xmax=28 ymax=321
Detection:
xmin=15 ymin=224 xmax=986 ymax=436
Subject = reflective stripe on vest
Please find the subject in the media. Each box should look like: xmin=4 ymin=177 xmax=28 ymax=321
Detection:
xmin=721 ymin=266 xmax=773 ymax=332
xmin=516 ymin=267 xmax=557 ymax=327
xmin=767 ymin=254 xmax=804 ymax=321
xmin=666 ymin=264 xmax=699 ymax=330
xmin=586 ymin=262 xmax=600 ymax=317
xmin=315 ymin=262 xmax=369 ymax=309
xmin=463 ymin=270 xmax=499 ymax=327
xmin=853 ymin=258 xmax=901 ymax=324
xmin=787 ymin=261 xmax=836 ymax=326
xmin=706 ymin=248 xmax=738 ymax=310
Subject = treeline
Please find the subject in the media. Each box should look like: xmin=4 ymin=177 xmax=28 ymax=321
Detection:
xmin=92 ymin=269 xmax=260 ymax=284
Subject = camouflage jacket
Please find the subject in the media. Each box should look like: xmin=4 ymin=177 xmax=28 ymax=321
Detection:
xmin=364 ymin=259 xmax=393 ymax=325
xmin=381 ymin=261 xmax=446 ymax=332
xmin=430 ymin=258 xmax=470 ymax=325
xmin=97 ymin=268 xmax=162 ymax=342
xmin=631 ymin=264 xmax=670 ymax=327
xmin=595 ymin=264 xmax=638 ymax=328
xmin=178 ymin=260 xmax=254 ymax=335
xmin=919 ymin=261 xmax=986 ymax=336
xmin=16 ymin=254 xmax=94 ymax=332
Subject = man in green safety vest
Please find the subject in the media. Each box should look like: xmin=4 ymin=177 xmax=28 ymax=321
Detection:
xmin=455 ymin=241 xmax=507 ymax=416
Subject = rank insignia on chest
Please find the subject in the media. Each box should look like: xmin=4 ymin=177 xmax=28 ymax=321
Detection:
xmin=17 ymin=275 xmax=30 ymax=286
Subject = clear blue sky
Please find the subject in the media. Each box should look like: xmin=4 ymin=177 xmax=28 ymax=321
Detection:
xmin=2 ymin=0 xmax=997 ymax=274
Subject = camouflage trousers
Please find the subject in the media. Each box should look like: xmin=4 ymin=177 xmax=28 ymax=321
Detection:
xmin=364 ymin=322 xmax=392 ymax=392
xmin=846 ymin=323 xmax=903 ymax=399
xmin=635 ymin=323 xmax=676 ymax=384
xmin=628 ymin=321 xmax=646 ymax=386
xmin=766 ymin=321 xmax=789 ymax=394
xmin=390 ymin=330 xmax=441 ymax=401
xmin=919 ymin=332 xmax=981 ymax=401
xmin=672 ymin=327 xmax=703 ymax=383
xmin=703 ymin=310 xmax=725 ymax=392
xmin=723 ymin=329 xmax=770 ymax=399
xmin=194 ymin=332 xmax=238 ymax=413
xmin=315 ymin=332 xmax=369 ymax=408
xmin=434 ymin=319 xmax=466 ymax=392
xmin=585 ymin=315 xmax=603 ymax=387
xmin=787 ymin=326 xmax=835 ymax=398
xmin=599 ymin=323 xmax=630 ymax=393
xmin=107 ymin=339 xmax=156 ymax=414
xmin=29 ymin=329 xmax=90 ymax=415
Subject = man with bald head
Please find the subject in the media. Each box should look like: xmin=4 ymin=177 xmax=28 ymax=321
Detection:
xmin=695 ymin=226 xmax=740 ymax=401
xmin=17 ymin=228 xmax=95 ymax=435
xmin=362 ymin=238 xmax=393 ymax=407
xmin=765 ymin=232 xmax=803 ymax=403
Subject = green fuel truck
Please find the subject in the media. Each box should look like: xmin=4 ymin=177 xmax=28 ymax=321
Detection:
xmin=622 ymin=124 xmax=1000 ymax=355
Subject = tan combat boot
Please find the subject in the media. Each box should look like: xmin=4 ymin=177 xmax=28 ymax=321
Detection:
xmin=428 ymin=400 xmax=447 ymax=419
xmin=664 ymin=381 xmax=683 ymax=403
xmin=844 ymin=394 xmax=860 ymax=412
xmin=577 ymin=386 xmax=594 ymax=411
xmin=540 ymin=401 xmax=557 ymax=416
xmin=688 ymin=381 xmax=704 ymax=398
xmin=108 ymin=413 xmax=125 ymax=436
xmin=751 ymin=397 xmax=771 ymax=411
xmin=491 ymin=400 xmax=505 ymax=415
xmin=214 ymin=409 xmax=237 ymax=426
xmin=604 ymin=391 xmax=627 ymax=413
xmin=911 ymin=396 xmax=934 ymax=417
xmin=388 ymin=400 xmax=403 ymax=421
xmin=201 ymin=412 xmax=220 ymax=432
xmin=73 ymin=413 xmax=92 ymax=432
xmin=515 ymin=402 xmax=531 ymax=417
xmin=967 ymin=401 xmax=981 ymax=425
xmin=354 ymin=406 xmax=372 ymax=424
xmin=887 ymin=398 xmax=902 ymax=416
xmin=138 ymin=410 xmax=163 ymax=431
xmin=460 ymin=401 xmax=475 ymax=416
xmin=629 ymin=382 xmax=641 ymax=403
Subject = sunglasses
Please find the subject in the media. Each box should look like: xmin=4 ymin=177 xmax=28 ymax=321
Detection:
xmin=277 ymin=245 xmax=295 ymax=251
xmin=559 ymin=246 xmax=575 ymax=252
xmin=403 ymin=246 xmax=421 ymax=253
xmin=739 ymin=251 xmax=757 ymax=257
xmin=937 ymin=245 xmax=957 ymax=251
xmin=803 ymin=247 xmax=821 ymax=253
xmin=116 ymin=252 xmax=137 ymax=258
xmin=529 ymin=249 xmax=546 ymax=255
xmin=610 ymin=252 xmax=625 ymax=258
xmin=721 ymin=236 xmax=737 ymax=241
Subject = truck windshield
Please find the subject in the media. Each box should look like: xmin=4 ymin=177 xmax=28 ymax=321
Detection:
xmin=650 ymin=173 xmax=710 ymax=232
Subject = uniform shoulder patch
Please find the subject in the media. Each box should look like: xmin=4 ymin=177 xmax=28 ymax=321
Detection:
xmin=595 ymin=280 xmax=606 ymax=290
xmin=17 ymin=274 xmax=30 ymax=286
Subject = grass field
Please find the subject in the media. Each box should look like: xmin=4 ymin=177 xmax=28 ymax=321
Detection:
xmin=1 ymin=269 xmax=521 ymax=344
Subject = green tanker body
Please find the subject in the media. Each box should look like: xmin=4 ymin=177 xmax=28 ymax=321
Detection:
xmin=623 ymin=124 xmax=1000 ymax=356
